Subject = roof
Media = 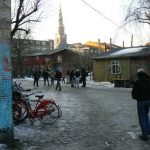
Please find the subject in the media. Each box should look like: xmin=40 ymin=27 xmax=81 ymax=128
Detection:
xmin=84 ymin=41 xmax=121 ymax=49
xmin=145 ymin=42 xmax=150 ymax=46
xmin=92 ymin=46 xmax=150 ymax=59
xmin=84 ymin=41 xmax=101 ymax=48
xmin=22 ymin=48 xmax=80 ymax=57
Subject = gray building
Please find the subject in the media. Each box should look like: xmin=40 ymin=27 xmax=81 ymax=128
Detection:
xmin=12 ymin=39 xmax=54 ymax=56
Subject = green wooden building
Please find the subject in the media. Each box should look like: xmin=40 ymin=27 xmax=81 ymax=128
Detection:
xmin=93 ymin=47 xmax=150 ymax=87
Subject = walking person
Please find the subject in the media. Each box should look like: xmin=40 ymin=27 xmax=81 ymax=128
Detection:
xmin=70 ymin=70 xmax=75 ymax=87
xmin=131 ymin=69 xmax=150 ymax=141
xmin=75 ymin=69 xmax=80 ymax=88
xmin=55 ymin=70 xmax=62 ymax=91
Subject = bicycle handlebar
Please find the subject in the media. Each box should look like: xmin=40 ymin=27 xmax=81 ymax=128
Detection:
xmin=22 ymin=91 xmax=42 ymax=97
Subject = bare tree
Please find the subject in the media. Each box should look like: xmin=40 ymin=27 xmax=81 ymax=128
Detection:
xmin=12 ymin=31 xmax=32 ymax=77
xmin=11 ymin=0 xmax=44 ymax=39
xmin=125 ymin=0 xmax=150 ymax=25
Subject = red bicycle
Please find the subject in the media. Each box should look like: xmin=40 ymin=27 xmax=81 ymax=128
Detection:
xmin=13 ymin=92 xmax=62 ymax=124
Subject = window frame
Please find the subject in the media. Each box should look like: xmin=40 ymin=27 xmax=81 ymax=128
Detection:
xmin=110 ymin=60 xmax=121 ymax=74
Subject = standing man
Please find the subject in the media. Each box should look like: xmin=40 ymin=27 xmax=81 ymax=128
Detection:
xmin=132 ymin=69 xmax=150 ymax=141
xmin=81 ymin=68 xmax=88 ymax=87
xmin=50 ymin=69 xmax=55 ymax=85
xmin=66 ymin=69 xmax=70 ymax=84
xmin=55 ymin=69 xmax=62 ymax=91
xmin=75 ymin=69 xmax=80 ymax=88
xmin=70 ymin=70 xmax=75 ymax=87
xmin=42 ymin=67 xmax=50 ymax=86
xmin=32 ymin=67 xmax=41 ymax=87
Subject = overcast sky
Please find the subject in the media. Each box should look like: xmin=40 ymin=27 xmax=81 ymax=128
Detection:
xmin=31 ymin=0 xmax=150 ymax=47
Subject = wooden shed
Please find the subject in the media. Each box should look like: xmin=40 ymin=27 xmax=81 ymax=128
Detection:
xmin=93 ymin=47 xmax=150 ymax=87
xmin=12 ymin=49 xmax=82 ymax=77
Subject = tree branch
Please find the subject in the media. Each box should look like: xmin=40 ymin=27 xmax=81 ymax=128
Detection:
xmin=11 ymin=0 xmax=43 ymax=39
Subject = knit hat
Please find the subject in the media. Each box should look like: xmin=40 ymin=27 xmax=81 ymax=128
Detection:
xmin=137 ymin=69 xmax=145 ymax=73
xmin=137 ymin=69 xmax=149 ymax=78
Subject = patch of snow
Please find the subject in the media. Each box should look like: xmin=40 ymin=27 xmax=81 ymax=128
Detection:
xmin=126 ymin=131 xmax=137 ymax=139
xmin=14 ymin=77 xmax=115 ymax=88
xmin=0 ymin=144 xmax=7 ymax=149
xmin=110 ymin=47 xmax=142 ymax=56
xmin=87 ymin=80 xmax=114 ymax=88
xmin=105 ymin=141 xmax=112 ymax=146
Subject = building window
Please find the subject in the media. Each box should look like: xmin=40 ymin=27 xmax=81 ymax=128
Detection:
xmin=42 ymin=41 xmax=46 ymax=45
xmin=110 ymin=60 xmax=121 ymax=74
xmin=57 ymin=55 xmax=62 ymax=63
xmin=36 ymin=41 xmax=41 ymax=45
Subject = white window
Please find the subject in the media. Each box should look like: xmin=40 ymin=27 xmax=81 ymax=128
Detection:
xmin=110 ymin=60 xmax=121 ymax=74
xmin=57 ymin=55 xmax=62 ymax=63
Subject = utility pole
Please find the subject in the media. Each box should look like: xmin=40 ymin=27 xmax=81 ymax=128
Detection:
xmin=131 ymin=34 xmax=133 ymax=47
xmin=110 ymin=38 xmax=112 ymax=51
xmin=98 ymin=38 xmax=101 ymax=53
xmin=123 ymin=41 xmax=124 ymax=48
xmin=0 ymin=0 xmax=14 ymax=143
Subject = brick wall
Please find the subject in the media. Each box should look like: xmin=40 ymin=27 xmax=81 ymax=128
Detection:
xmin=0 ymin=0 xmax=11 ymax=40
xmin=0 ymin=0 xmax=14 ymax=143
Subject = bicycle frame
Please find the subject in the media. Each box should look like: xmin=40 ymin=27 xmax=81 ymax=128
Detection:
xmin=27 ymin=98 xmax=56 ymax=119
xmin=13 ymin=91 xmax=61 ymax=124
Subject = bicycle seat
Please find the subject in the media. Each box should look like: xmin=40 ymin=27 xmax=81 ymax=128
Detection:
xmin=35 ymin=95 xmax=44 ymax=99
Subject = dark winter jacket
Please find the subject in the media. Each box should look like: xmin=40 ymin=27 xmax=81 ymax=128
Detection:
xmin=132 ymin=72 xmax=150 ymax=101
xmin=55 ymin=70 xmax=62 ymax=80
xmin=75 ymin=70 xmax=80 ymax=78
xmin=42 ymin=70 xmax=49 ymax=79
xmin=32 ymin=70 xmax=41 ymax=79
xmin=70 ymin=70 xmax=75 ymax=79
xmin=81 ymin=69 xmax=88 ymax=80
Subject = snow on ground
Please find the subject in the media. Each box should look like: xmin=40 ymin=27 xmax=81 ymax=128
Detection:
xmin=14 ymin=76 xmax=115 ymax=88
xmin=0 ymin=76 xmax=115 ymax=149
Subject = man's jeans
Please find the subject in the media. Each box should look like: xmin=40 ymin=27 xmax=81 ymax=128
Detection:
xmin=137 ymin=100 xmax=150 ymax=136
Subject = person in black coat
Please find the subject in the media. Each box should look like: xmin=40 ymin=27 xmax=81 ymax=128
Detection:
xmin=131 ymin=69 xmax=150 ymax=141
xmin=81 ymin=68 xmax=88 ymax=87
xmin=70 ymin=70 xmax=75 ymax=87
xmin=32 ymin=69 xmax=41 ymax=87
xmin=55 ymin=70 xmax=62 ymax=91
xmin=42 ymin=68 xmax=50 ymax=86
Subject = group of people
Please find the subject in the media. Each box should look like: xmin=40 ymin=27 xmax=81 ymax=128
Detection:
xmin=32 ymin=67 xmax=88 ymax=91
xmin=31 ymin=66 xmax=150 ymax=141
xmin=67 ymin=68 xmax=88 ymax=88
xmin=32 ymin=67 xmax=55 ymax=87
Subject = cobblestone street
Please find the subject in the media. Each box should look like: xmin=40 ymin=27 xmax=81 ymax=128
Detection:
xmin=2 ymin=79 xmax=150 ymax=150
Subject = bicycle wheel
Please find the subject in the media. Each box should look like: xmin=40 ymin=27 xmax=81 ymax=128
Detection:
xmin=13 ymin=103 xmax=22 ymax=125
xmin=37 ymin=103 xmax=59 ymax=124
xmin=13 ymin=100 xmax=29 ymax=124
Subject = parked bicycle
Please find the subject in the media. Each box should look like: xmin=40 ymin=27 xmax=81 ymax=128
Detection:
xmin=13 ymin=81 xmax=62 ymax=125
xmin=13 ymin=81 xmax=31 ymax=124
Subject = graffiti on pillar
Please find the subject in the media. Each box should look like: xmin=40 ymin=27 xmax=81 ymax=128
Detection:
xmin=0 ymin=41 xmax=12 ymax=128
xmin=2 ymin=50 xmax=11 ymax=72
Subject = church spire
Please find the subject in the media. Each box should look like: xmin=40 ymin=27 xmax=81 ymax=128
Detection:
xmin=54 ymin=5 xmax=67 ymax=49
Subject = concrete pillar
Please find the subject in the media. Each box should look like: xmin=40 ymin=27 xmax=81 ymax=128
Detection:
xmin=0 ymin=0 xmax=14 ymax=143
